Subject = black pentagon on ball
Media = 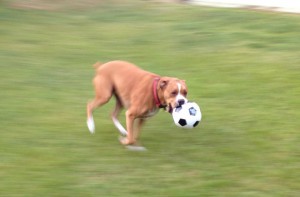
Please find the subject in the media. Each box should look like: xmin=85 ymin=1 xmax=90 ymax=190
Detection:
xmin=193 ymin=121 xmax=199 ymax=127
xmin=178 ymin=119 xmax=187 ymax=126
xmin=189 ymin=107 xmax=197 ymax=116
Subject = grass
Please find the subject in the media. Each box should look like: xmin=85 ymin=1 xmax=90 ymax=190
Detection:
xmin=0 ymin=1 xmax=299 ymax=196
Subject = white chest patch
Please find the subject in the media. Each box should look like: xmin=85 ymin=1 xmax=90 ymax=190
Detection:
xmin=141 ymin=108 xmax=159 ymax=118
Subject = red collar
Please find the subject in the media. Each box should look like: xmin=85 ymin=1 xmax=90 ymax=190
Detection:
xmin=153 ymin=77 xmax=165 ymax=108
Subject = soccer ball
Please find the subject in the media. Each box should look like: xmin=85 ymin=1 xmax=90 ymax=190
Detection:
xmin=172 ymin=102 xmax=202 ymax=129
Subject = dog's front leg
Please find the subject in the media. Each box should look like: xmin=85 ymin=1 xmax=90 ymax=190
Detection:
xmin=120 ymin=110 xmax=136 ymax=145
xmin=134 ymin=118 xmax=145 ymax=141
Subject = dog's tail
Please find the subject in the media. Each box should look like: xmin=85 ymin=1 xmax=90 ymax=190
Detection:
xmin=93 ymin=62 xmax=102 ymax=69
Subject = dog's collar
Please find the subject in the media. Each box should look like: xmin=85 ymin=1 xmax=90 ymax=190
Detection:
xmin=153 ymin=77 xmax=166 ymax=109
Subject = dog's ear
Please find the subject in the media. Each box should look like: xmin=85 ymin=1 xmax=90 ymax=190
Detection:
xmin=160 ymin=80 xmax=169 ymax=89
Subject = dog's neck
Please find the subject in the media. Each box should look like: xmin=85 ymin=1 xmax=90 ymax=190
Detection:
xmin=153 ymin=77 xmax=166 ymax=109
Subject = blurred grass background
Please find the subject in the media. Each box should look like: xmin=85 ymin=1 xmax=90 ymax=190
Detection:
xmin=0 ymin=0 xmax=299 ymax=196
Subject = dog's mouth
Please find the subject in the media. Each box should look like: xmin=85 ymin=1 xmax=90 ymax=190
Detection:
xmin=166 ymin=100 xmax=187 ymax=114
xmin=166 ymin=103 xmax=173 ymax=113
xmin=167 ymin=103 xmax=181 ymax=114
xmin=168 ymin=104 xmax=173 ymax=113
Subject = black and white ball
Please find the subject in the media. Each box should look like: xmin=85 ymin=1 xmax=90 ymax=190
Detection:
xmin=172 ymin=102 xmax=202 ymax=129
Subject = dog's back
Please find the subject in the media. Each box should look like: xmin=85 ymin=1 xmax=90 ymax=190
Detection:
xmin=94 ymin=61 xmax=156 ymax=91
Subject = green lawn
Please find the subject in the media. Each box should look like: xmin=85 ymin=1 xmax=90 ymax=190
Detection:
xmin=0 ymin=1 xmax=299 ymax=196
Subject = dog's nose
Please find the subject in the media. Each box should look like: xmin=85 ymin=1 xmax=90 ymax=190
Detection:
xmin=178 ymin=99 xmax=185 ymax=106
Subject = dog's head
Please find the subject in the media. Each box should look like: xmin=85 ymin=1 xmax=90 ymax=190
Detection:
xmin=158 ymin=77 xmax=188 ymax=113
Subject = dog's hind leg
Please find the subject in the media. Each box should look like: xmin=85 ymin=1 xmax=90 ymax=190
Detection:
xmin=111 ymin=99 xmax=128 ymax=136
xmin=87 ymin=76 xmax=113 ymax=134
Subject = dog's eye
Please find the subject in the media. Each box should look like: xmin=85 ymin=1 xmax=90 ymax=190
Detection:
xmin=182 ymin=91 xmax=187 ymax=96
xmin=171 ymin=91 xmax=178 ymax=96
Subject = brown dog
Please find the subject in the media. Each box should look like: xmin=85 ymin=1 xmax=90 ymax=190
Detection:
xmin=87 ymin=61 xmax=188 ymax=145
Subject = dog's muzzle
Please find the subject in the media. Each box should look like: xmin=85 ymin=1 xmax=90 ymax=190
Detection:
xmin=177 ymin=99 xmax=185 ymax=107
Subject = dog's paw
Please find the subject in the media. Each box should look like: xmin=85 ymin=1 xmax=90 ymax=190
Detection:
xmin=119 ymin=136 xmax=129 ymax=145
xmin=119 ymin=137 xmax=146 ymax=151
xmin=126 ymin=145 xmax=147 ymax=151
xmin=118 ymin=136 xmax=135 ymax=145
xmin=87 ymin=117 xmax=95 ymax=134
xmin=112 ymin=117 xmax=128 ymax=136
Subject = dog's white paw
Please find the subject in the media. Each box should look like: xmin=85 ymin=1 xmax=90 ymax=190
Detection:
xmin=87 ymin=117 xmax=95 ymax=134
xmin=118 ymin=136 xmax=147 ymax=151
xmin=126 ymin=145 xmax=147 ymax=151
xmin=112 ymin=117 xmax=128 ymax=136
